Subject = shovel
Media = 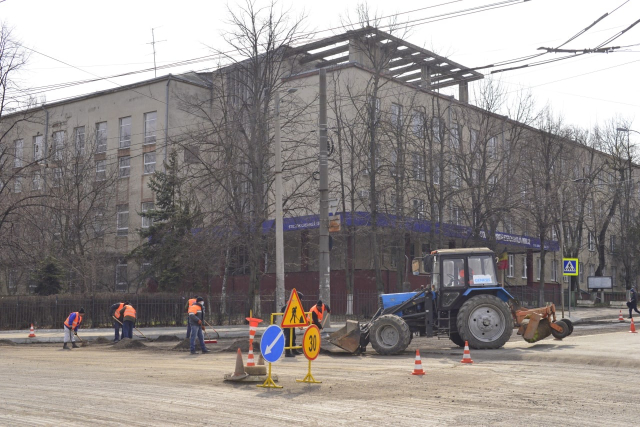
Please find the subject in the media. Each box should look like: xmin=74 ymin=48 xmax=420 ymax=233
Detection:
xmin=113 ymin=316 xmax=147 ymax=340
xmin=203 ymin=320 xmax=219 ymax=344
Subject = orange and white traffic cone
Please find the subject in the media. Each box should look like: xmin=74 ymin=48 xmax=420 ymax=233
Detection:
xmin=411 ymin=349 xmax=426 ymax=375
xmin=246 ymin=315 xmax=263 ymax=342
xmin=461 ymin=341 xmax=474 ymax=364
xmin=630 ymin=318 xmax=637 ymax=334
xmin=246 ymin=342 xmax=256 ymax=367
xmin=619 ymin=310 xmax=625 ymax=322
xmin=28 ymin=324 xmax=36 ymax=338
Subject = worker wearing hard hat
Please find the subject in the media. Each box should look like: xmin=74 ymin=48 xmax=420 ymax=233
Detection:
xmin=118 ymin=303 xmax=137 ymax=339
xmin=188 ymin=297 xmax=210 ymax=355
xmin=63 ymin=307 xmax=85 ymax=350
xmin=308 ymin=300 xmax=331 ymax=330
xmin=185 ymin=295 xmax=199 ymax=339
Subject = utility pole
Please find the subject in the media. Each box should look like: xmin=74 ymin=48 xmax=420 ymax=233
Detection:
xmin=318 ymin=69 xmax=330 ymax=307
xmin=274 ymin=91 xmax=285 ymax=312
xmin=147 ymin=28 xmax=166 ymax=78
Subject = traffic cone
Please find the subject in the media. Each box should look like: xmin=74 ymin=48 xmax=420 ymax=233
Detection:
xmin=246 ymin=315 xmax=263 ymax=342
xmin=246 ymin=342 xmax=256 ymax=367
xmin=630 ymin=318 xmax=637 ymax=334
xmin=411 ymin=349 xmax=426 ymax=375
xmin=28 ymin=324 xmax=36 ymax=338
xmin=223 ymin=348 xmax=249 ymax=381
xmin=619 ymin=310 xmax=625 ymax=322
xmin=461 ymin=341 xmax=474 ymax=364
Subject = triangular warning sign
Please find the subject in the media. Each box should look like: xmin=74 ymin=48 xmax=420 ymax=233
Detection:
xmin=281 ymin=288 xmax=309 ymax=328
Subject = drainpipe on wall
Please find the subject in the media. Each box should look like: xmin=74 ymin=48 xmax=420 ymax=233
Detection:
xmin=41 ymin=105 xmax=49 ymax=189
xmin=164 ymin=75 xmax=172 ymax=170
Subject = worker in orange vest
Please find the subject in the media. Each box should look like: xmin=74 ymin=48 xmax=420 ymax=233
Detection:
xmin=63 ymin=308 xmax=85 ymax=349
xmin=118 ymin=303 xmax=137 ymax=339
xmin=307 ymin=300 xmax=331 ymax=330
xmin=109 ymin=301 xmax=129 ymax=342
xmin=188 ymin=297 xmax=210 ymax=355
xmin=185 ymin=295 xmax=199 ymax=339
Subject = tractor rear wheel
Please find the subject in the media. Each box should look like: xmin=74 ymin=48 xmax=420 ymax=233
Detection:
xmin=457 ymin=294 xmax=514 ymax=349
xmin=449 ymin=332 xmax=465 ymax=348
xmin=369 ymin=314 xmax=412 ymax=355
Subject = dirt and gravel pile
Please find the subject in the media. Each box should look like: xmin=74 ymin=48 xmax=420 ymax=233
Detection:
xmin=0 ymin=339 xmax=16 ymax=346
xmin=112 ymin=339 xmax=146 ymax=350
xmin=93 ymin=337 xmax=111 ymax=344
xmin=153 ymin=335 xmax=181 ymax=343
xmin=220 ymin=339 xmax=261 ymax=353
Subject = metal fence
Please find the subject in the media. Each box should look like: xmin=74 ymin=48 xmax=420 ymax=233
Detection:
xmin=0 ymin=292 xmax=382 ymax=331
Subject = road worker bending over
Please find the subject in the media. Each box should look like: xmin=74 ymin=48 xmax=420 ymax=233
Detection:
xmin=118 ymin=303 xmax=137 ymax=339
xmin=188 ymin=297 xmax=210 ymax=355
xmin=63 ymin=307 xmax=85 ymax=350
xmin=308 ymin=300 xmax=331 ymax=330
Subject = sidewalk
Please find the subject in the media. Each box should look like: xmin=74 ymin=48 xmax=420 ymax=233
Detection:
xmin=0 ymin=306 xmax=626 ymax=344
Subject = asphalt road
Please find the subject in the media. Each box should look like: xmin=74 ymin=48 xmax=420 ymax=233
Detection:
xmin=0 ymin=321 xmax=637 ymax=426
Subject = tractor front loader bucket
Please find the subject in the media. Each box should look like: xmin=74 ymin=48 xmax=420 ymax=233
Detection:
xmin=328 ymin=320 xmax=362 ymax=353
xmin=514 ymin=304 xmax=560 ymax=343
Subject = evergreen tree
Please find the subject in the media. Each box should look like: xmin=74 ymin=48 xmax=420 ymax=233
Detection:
xmin=131 ymin=151 xmax=200 ymax=291
xmin=34 ymin=257 xmax=63 ymax=296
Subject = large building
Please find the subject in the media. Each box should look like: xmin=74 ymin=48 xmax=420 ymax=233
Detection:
xmin=1 ymin=28 xmax=633 ymax=302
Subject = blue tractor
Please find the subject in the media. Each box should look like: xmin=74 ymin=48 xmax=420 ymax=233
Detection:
xmin=329 ymin=248 xmax=518 ymax=355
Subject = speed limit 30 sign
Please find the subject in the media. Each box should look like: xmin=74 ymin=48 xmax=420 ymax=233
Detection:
xmin=302 ymin=324 xmax=321 ymax=361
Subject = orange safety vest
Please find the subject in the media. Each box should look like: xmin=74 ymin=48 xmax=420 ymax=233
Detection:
xmin=64 ymin=312 xmax=83 ymax=329
xmin=188 ymin=304 xmax=202 ymax=316
xmin=187 ymin=298 xmax=197 ymax=311
xmin=123 ymin=305 xmax=136 ymax=319
xmin=114 ymin=302 xmax=125 ymax=318
xmin=307 ymin=305 xmax=325 ymax=323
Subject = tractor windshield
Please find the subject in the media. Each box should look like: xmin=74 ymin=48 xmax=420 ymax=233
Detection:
xmin=468 ymin=255 xmax=498 ymax=286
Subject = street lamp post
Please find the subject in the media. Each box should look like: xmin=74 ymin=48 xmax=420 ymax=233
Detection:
xmin=274 ymin=88 xmax=297 ymax=312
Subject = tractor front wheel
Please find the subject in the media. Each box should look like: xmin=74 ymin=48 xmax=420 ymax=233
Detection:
xmin=369 ymin=314 xmax=412 ymax=355
xmin=457 ymin=294 xmax=514 ymax=349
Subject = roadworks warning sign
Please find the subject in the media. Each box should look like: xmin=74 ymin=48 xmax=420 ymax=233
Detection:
xmin=281 ymin=288 xmax=309 ymax=328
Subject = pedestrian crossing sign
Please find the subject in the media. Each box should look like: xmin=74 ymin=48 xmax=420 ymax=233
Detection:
xmin=281 ymin=288 xmax=309 ymax=328
xmin=563 ymin=258 xmax=579 ymax=276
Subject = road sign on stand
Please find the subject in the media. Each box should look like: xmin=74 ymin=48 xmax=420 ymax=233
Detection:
xmin=260 ymin=325 xmax=285 ymax=364
xmin=302 ymin=325 xmax=321 ymax=361
xmin=281 ymin=288 xmax=309 ymax=328
xmin=563 ymin=258 xmax=579 ymax=276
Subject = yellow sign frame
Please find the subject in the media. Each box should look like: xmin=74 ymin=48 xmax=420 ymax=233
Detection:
xmin=562 ymin=258 xmax=579 ymax=276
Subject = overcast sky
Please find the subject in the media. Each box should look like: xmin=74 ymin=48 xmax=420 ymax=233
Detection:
xmin=3 ymin=0 xmax=639 ymax=132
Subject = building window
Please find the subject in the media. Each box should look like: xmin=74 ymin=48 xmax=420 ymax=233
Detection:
xmin=143 ymin=152 xmax=156 ymax=174
xmin=33 ymin=135 xmax=44 ymax=161
xmin=579 ymin=264 xmax=584 ymax=283
xmin=610 ymin=235 xmax=616 ymax=253
xmin=144 ymin=111 xmax=157 ymax=144
xmin=116 ymin=204 xmax=129 ymax=236
xmin=184 ymin=146 xmax=200 ymax=164
xmin=433 ymin=166 xmax=440 ymax=185
xmin=551 ymin=259 xmax=557 ymax=282
xmin=96 ymin=160 xmax=106 ymax=181
xmin=450 ymin=124 xmax=460 ymax=149
xmin=431 ymin=203 xmax=440 ymax=223
xmin=522 ymin=255 xmax=527 ymax=278
xmin=432 ymin=117 xmax=441 ymax=143
xmin=141 ymin=202 xmax=154 ymax=228
xmin=390 ymin=103 xmax=402 ymax=131
xmin=611 ymin=266 xmax=617 ymax=287
xmin=74 ymin=126 xmax=85 ymax=156
xmin=488 ymin=136 xmax=497 ymax=159
xmin=589 ymin=264 xmax=595 ymax=277
xmin=119 ymin=156 xmax=130 ymax=178
xmin=412 ymin=199 xmax=425 ymax=219
xmin=8 ymin=270 xmax=17 ymax=291
xmin=96 ymin=122 xmax=107 ymax=153
xmin=451 ymin=205 xmax=461 ymax=226
xmin=588 ymin=232 xmax=595 ymax=251
xmin=115 ymin=263 xmax=128 ymax=292
xmin=119 ymin=116 xmax=131 ymax=148
xmin=451 ymin=170 xmax=461 ymax=189
xmin=507 ymin=254 xmax=514 ymax=278
xmin=14 ymin=176 xmax=22 ymax=193
xmin=411 ymin=110 xmax=424 ymax=137
xmin=52 ymin=167 xmax=62 ymax=187
xmin=52 ymin=131 xmax=65 ymax=161
xmin=93 ymin=208 xmax=105 ymax=237
xmin=14 ymin=139 xmax=23 ymax=168
xmin=357 ymin=189 xmax=369 ymax=199
xmin=470 ymin=129 xmax=478 ymax=153
xmin=412 ymin=153 xmax=425 ymax=181
xmin=32 ymin=171 xmax=42 ymax=191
